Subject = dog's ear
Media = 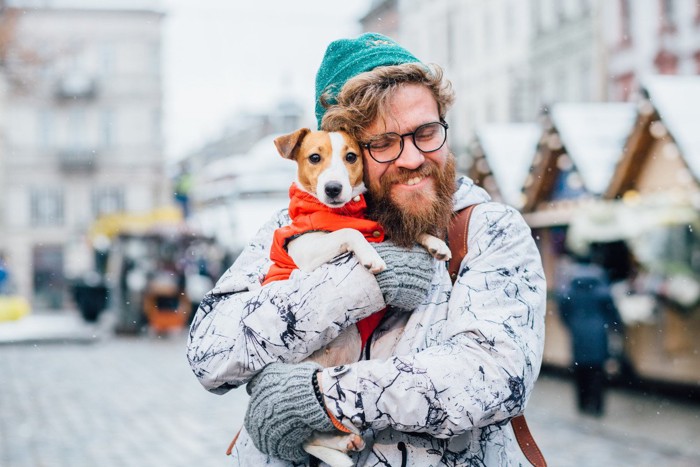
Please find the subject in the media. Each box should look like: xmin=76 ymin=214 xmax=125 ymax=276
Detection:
xmin=274 ymin=128 xmax=310 ymax=160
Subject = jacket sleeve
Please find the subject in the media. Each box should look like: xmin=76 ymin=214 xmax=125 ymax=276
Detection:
xmin=187 ymin=210 xmax=386 ymax=394
xmin=320 ymin=203 xmax=547 ymax=436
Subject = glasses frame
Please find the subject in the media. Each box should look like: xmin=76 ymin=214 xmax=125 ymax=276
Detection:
xmin=362 ymin=120 xmax=449 ymax=164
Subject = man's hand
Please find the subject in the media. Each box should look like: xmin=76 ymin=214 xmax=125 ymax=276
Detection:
xmin=373 ymin=241 xmax=435 ymax=311
xmin=244 ymin=362 xmax=334 ymax=462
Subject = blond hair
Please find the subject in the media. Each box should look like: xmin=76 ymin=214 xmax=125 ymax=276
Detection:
xmin=320 ymin=63 xmax=455 ymax=142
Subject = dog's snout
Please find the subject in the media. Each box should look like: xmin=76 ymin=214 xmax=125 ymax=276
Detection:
xmin=324 ymin=182 xmax=343 ymax=199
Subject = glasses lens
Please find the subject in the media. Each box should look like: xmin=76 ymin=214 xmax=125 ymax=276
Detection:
xmin=414 ymin=122 xmax=447 ymax=152
xmin=368 ymin=133 xmax=402 ymax=162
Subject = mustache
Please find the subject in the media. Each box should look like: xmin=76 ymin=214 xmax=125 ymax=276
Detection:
xmin=380 ymin=163 xmax=438 ymax=186
xmin=381 ymin=161 xmax=440 ymax=190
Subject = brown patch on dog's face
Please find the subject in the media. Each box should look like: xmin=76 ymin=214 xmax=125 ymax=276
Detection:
xmin=331 ymin=132 xmax=364 ymax=188
xmin=294 ymin=132 xmax=333 ymax=194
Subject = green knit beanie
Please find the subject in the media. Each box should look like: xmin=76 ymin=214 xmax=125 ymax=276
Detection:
xmin=314 ymin=32 xmax=422 ymax=129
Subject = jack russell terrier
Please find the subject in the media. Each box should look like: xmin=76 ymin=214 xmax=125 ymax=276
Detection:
xmin=261 ymin=127 xmax=451 ymax=467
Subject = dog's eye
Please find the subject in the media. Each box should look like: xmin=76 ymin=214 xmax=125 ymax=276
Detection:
xmin=345 ymin=152 xmax=358 ymax=163
xmin=309 ymin=154 xmax=321 ymax=164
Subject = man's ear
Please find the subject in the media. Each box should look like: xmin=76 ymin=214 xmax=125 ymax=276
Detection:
xmin=273 ymin=128 xmax=310 ymax=160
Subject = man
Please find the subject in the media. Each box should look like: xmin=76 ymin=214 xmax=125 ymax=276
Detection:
xmin=187 ymin=33 xmax=546 ymax=466
xmin=557 ymin=258 xmax=621 ymax=416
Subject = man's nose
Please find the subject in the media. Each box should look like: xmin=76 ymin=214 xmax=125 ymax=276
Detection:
xmin=394 ymin=139 xmax=425 ymax=170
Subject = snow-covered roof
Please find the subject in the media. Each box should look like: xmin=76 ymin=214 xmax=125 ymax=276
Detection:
xmin=642 ymin=75 xmax=700 ymax=181
xmin=476 ymin=123 xmax=541 ymax=206
xmin=237 ymin=133 xmax=296 ymax=175
xmin=192 ymin=133 xmax=296 ymax=207
xmin=551 ymin=102 xmax=637 ymax=195
xmin=196 ymin=133 xmax=296 ymax=184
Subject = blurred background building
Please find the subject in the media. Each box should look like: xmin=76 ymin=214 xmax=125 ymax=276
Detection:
xmin=0 ymin=0 xmax=167 ymax=308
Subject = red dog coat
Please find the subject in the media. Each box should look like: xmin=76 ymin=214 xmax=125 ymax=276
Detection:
xmin=264 ymin=184 xmax=386 ymax=347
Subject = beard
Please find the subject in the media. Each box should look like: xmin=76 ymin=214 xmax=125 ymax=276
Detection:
xmin=366 ymin=153 xmax=456 ymax=248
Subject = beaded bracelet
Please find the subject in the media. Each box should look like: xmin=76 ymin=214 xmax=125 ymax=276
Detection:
xmin=311 ymin=371 xmax=326 ymax=409
xmin=312 ymin=371 xmax=351 ymax=434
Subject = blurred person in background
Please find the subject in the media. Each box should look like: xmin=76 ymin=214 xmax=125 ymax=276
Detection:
xmin=0 ymin=253 xmax=8 ymax=294
xmin=557 ymin=257 xmax=622 ymax=417
xmin=173 ymin=161 xmax=193 ymax=219
xmin=187 ymin=33 xmax=546 ymax=466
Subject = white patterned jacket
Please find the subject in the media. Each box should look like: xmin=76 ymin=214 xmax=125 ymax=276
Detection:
xmin=187 ymin=176 xmax=547 ymax=466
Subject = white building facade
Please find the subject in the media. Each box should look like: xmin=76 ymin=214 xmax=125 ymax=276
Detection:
xmin=602 ymin=0 xmax=700 ymax=101
xmin=0 ymin=0 xmax=166 ymax=308
xmin=529 ymin=0 xmax=607 ymax=109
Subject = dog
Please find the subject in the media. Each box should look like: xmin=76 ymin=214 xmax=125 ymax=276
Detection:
xmin=266 ymin=127 xmax=451 ymax=467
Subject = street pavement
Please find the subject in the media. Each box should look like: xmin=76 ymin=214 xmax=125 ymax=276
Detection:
xmin=1 ymin=311 xmax=700 ymax=466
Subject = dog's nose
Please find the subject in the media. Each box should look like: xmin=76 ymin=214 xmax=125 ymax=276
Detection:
xmin=324 ymin=182 xmax=343 ymax=199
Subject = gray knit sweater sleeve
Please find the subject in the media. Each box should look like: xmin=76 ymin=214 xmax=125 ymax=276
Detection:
xmin=244 ymin=362 xmax=334 ymax=462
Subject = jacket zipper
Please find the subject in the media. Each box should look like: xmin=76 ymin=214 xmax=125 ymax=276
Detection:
xmin=360 ymin=309 xmax=412 ymax=467
xmin=360 ymin=305 xmax=393 ymax=361
xmin=363 ymin=329 xmax=374 ymax=360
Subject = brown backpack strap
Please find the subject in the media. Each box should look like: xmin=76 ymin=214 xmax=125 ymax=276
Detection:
xmin=512 ymin=414 xmax=547 ymax=467
xmin=447 ymin=204 xmax=478 ymax=284
xmin=448 ymin=204 xmax=547 ymax=467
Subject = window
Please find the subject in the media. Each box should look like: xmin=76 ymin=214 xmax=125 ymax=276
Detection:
xmin=38 ymin=109 xmax=53 ymax=149
xmin=654 ymin=49 xmax=679 ymax=74
xmin=483 ymin=8 xmax=496 ymax=52
xmin=101 ymin=109 xmax=114 ymax=149
xmin=579 ymin=59 xmax=591 ymax=100
xmin=101 ymin=43 xmax=114 ymax=76
xmin=30 ymin=187 xmax=64 ymax=227
xmin=555 ymin=0 xmax=566 ymax=23
xmin=151 ymin=42 xmax=161 ymax=76
xmin=619 ymin=0 xmax=632 ymax=47
xmin=505 ymin=0 xmax=516 ymax=44
xmin=152 ymin=109 xmax=161 ymax=148
xmin=614 ymin=72 xmax=635 ymax=101
xmin=92 ymin=187 xmax=124 ymax=218
xmin=555 ymin=68 xmax=567 ymax=102
xmin=659 ymin=0 xmax=676 ymax=33
xmin=533 ymin=0 xmax=543 ymax=33
xmin=68 ymin=107 xmax=86 ymax=149
xmin=580 ymin=0 xmax=591 ymax=15
xmin=535 ymin=0 xmax=557 ymax=32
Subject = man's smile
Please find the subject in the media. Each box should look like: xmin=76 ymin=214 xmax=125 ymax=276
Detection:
xmin=402 ymin=175 xmax=428 ymax=187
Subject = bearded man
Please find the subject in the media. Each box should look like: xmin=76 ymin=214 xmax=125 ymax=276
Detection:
xmin=187 ymin=33 xmax=547 ymax=466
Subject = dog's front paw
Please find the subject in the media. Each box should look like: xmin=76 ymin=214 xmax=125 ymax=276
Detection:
xmin=304 ymin=432 xmax=364 ymax=467
xmin=421 ymin=235 xmax=451 ymax=261
xmin=429 ymin=244 xmax=451 ymax=261
xmin=306 ymin=431 xmax=365 ymax=452
xmin=364 ymin=257 xmax=387 ymax=274
xmin=353 ymin=243 xmax=387 ymax=274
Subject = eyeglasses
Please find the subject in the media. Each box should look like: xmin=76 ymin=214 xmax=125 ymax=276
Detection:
xmin=361 ymin=121 xmax=449 ymax=164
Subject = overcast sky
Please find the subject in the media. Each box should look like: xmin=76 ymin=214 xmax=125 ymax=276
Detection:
xmin=161 ymin=0 xmax=372 ymax=161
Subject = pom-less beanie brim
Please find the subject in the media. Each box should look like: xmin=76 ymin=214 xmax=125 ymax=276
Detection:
xmin=314 ymin=33 xmax=422 ymax=129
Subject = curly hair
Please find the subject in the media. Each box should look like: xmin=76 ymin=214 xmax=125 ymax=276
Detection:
xmin=319 ymin=63 xmax=455 ymax=143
